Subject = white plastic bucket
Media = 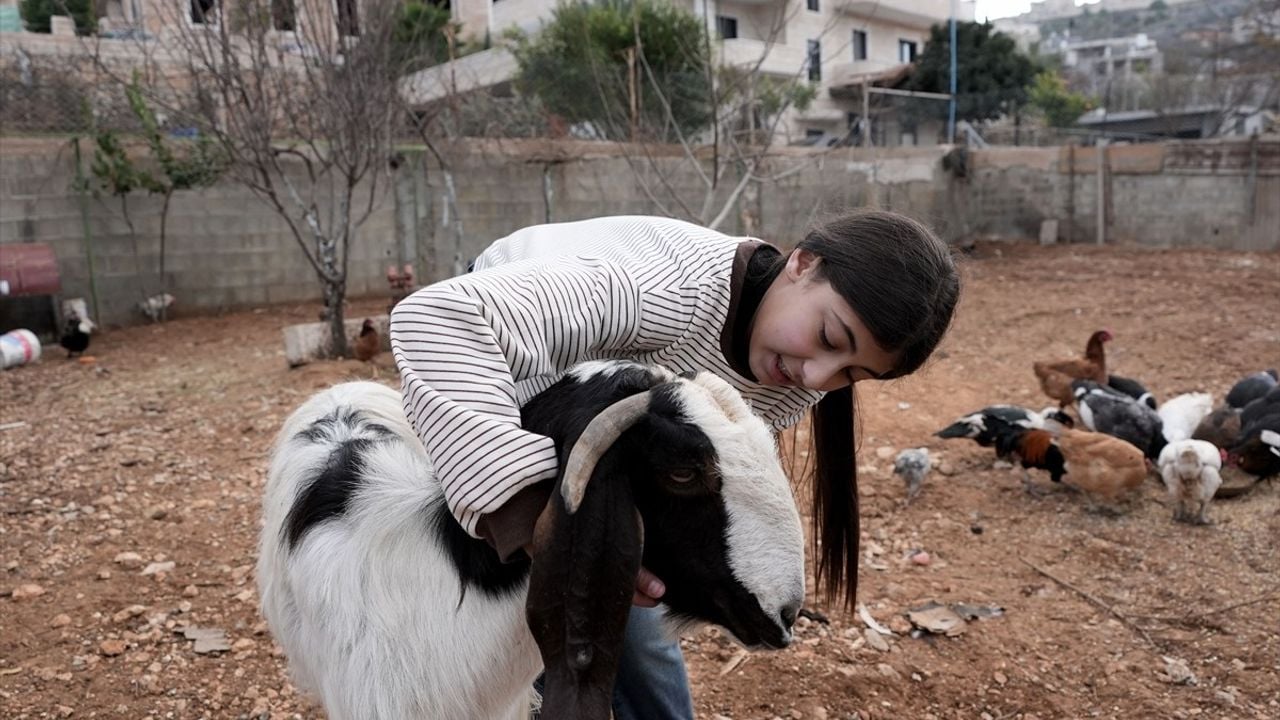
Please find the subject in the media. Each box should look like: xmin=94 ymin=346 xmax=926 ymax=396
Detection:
xmin=1 ymin=329 xmax=41 ymax=369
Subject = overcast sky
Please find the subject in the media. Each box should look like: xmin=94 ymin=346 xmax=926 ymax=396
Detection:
xmin=972 ymin=1 xmax=1099 ymax=22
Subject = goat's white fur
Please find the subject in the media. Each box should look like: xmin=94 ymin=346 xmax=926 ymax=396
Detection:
xmin=259 ymin=369 xmax=804 ymax=720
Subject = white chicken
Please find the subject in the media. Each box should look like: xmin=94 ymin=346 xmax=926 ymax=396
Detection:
xmin=1158 ymin=392 xmax=1214 ymax=444
xmin=1157 ymin=439 xmax=1224 ymax=525
xmin=892 ymin=448 xmax=931 ymax=504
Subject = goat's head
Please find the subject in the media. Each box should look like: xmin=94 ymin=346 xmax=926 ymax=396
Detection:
xmin=522 ymin=360 xmax=805 ymax=719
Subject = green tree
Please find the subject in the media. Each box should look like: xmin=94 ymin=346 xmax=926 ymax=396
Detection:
xmin=125 ymin=77 xmax=226 ymax=319
xmin=511 ymin=0 xmax=712 ymax=141
xmin=19 ymin=0 xmax=95 ymax=34
xmin=395 ymin=1 xmax=457 ymax=71
xmin=1028 ymin=70 xmax=1092 ymax=127
xmin=903 ymin=21 xmax=1038 ymax=122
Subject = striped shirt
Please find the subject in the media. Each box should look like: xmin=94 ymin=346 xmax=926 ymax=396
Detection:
xmin=390 ymin=215 xmax=823 ymax=539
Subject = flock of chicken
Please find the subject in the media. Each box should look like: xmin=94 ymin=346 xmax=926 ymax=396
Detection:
xmin=893 ymin=330 xmax=1280 ymax=524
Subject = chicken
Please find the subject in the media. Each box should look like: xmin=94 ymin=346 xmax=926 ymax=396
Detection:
xmin=59 ymin=314 xmax=93 ymax=358
xmin=1157 ymin=439 xmax=1224 ymax=525
xmin=992 ymin=427 xmax=1067 ymax=494
xmin=892 ymin=448 xmax=931 ymax=503
xmin=1033 ymin=329 xmax=1112 ymax=406
xmin=353 ymin=318 xmax=380 ymax=363
xmin=1157 ymin=392 xmax=1214 ymax=444
xmin=1225 ymin=369 xmax=1278 ymax=410
xmin=1072 ymin=380 xmax=1166 ymax=460
xmin=934 ymin=405 xmax=1073 ymax=449
xmin=1227 ymin=386 xmax=1280 ymax=478
xmin=1192 ymin=407 xmax=1242 ymax=450
xmin=1055 ymin=428 xmax=1148 ymax=510
xmin=138 ymin=293 xmax=176 ymax=322
xmin=1107 ymin=374 xmax=1156 ymax=409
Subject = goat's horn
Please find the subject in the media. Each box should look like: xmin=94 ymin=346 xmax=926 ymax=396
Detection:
xmin=560 ymin=392 xmax=652 ymax=514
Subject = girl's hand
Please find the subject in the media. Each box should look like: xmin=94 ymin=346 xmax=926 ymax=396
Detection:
xmin=633 ymin=566 xmax=665 ymax=607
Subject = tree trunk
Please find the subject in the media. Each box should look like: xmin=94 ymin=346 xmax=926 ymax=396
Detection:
xmin=323 ymin=278 xmax=349 ymax=358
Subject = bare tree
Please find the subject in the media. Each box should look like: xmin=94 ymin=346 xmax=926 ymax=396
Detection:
xmin=89 ymin=0 xmax=419 ymax=356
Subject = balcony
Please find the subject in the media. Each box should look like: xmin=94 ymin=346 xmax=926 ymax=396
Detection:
xmin=836 ymin=0 xmax=970 ymax=28
xmin=718 ymin=38 xmax=807 ymax=79
xmin=401 ymin=48 xmax=519 ymax=106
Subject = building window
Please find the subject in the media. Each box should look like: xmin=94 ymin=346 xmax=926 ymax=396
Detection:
xmin=336 ymin=0 xmax=359 ymax=36
xmin=852 ymin=29 xmax=867 ymax=61
xmin=190 ymin=0 xmax=217 ymax=24
xmin=807 ymin=39 xmax=821 ymax=82
xmin=807 ymin=0 xmax=819 ymax=11
xmin=271 ymin=0 xmax=295 ymax=31
xmin=716 ymin=15 xmax=738 ymax=40
xmin=898 ymin=39 xmax=918 ymax=63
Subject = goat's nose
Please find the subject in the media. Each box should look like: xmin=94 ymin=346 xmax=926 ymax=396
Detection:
xmin=779 ymin=604 xmax=799 ymax=630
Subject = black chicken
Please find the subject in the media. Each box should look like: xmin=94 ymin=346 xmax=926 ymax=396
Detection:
xmin=1229 ymin=386 xmax=1280 ymax=478
xmin=59 ymin=315 xmax=92 ymax=358
xmin=1072 ymin=380 xmax=1166 ymax=460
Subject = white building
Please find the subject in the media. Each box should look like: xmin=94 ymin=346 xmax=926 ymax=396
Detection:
xmin=403 ymin=0 xmax=974 ymax=145
xmin=1040 ymin=32 xmax=1161 ymax=103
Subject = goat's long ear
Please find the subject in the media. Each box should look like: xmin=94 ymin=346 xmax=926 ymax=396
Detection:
xmin=525 ymin=393 xmax=651 ymax=720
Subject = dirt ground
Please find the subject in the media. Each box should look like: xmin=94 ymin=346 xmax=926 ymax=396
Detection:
xmin=2 ymin=242 xmax=1278 ymax=720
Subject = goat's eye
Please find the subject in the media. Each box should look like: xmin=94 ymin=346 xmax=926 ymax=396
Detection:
xmin=669 ymin=469 xmax=697 ymax=484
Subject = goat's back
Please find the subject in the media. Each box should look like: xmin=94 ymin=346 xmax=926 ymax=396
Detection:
xmin=258 ymin=381 xmax=541 ymax=720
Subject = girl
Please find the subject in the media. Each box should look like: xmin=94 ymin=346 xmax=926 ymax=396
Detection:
xmin=390 ymin=210 xmax=960 ymax=719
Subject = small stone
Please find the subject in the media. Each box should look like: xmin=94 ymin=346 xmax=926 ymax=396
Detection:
xmin=10 ymin=583 xmax=46 ymax=600
xmin=232 ymin=638 xmax=255 ymax=652
xmin=55 ymin=706 xmax=73 ymax=718
xmin=994 ymin=671 xmax=1008 ymax=685
xmin=887 ymin=616 xmax=913 ymax=635
xmin=864 ymin=629 xmax=890 ymax=652
xmin=937 ymin=462 xmax=957 ymax=476
xmin=97 ymin=569 xmax=112 ymax=580
xmin=99 ymin=639 xmax=128 ymax=656
xmin=1214 ymin=690 xmax=1236 ymax=706
xmin=49 ymin=613 xmax=72 ymax=628
xmin=910 ymin=550 xmax=932 ymax=566
xmin=876 ymin=663 xmax=900 ymax=679
xmin=114 ymin=552 xmax=144 ymax=568
xmin=182 ymin=585 xmax=199 ymax=598
xmin=146 ymin=506 xmax=167 ymax=521
xmin=112 ymin=605 xmax=147 ymax=623
xmin=875 ymin=446 xmax=895 ymax=460
xmin=141 ymin=561 xmax=175 ymax=576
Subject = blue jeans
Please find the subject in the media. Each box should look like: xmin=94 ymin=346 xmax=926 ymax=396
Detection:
xmin=534 ymin=605 xmax=694 ymax=720
xmin=612 ymin=605 xmax=695 ymax=720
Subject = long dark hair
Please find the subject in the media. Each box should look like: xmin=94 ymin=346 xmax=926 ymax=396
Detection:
xmin=801 ymin=210 xmax=960 ymax=611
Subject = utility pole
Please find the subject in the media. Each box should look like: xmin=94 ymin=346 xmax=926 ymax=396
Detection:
xmin=948 ymin=0 xmax=957 ymax=144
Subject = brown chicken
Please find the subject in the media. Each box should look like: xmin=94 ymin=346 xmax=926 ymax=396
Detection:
xmin=354 ymin=318 xmax=380 ymax=362
xmin=1056 ymin=428 xmax=1147 ymax=511
xmin=1033 ymin=329 xmax=1112 ymax=406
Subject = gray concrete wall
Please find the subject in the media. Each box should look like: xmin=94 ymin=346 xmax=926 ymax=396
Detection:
xmin=3 ymin=136 xmax=1276 ymax=329
xmin=0 ymin=136 xmax=400 ymax=327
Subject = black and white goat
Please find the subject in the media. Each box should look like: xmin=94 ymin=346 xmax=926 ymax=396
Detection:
xmin=258 ymin=360 xmax=805 ymax=720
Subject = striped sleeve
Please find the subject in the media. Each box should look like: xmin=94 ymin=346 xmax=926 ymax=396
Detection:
xmin=389 ymin=257 xmax=660 ymax=537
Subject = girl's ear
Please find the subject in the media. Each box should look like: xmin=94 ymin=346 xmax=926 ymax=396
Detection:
xmin=786 ymin=248 xmax=822 ymax=282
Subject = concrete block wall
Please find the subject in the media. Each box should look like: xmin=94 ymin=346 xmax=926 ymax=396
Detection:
xmin=4 ymin=136 xmax=1275 ymax=330
xmin=0 ymin=137 xmax=401 ymax=327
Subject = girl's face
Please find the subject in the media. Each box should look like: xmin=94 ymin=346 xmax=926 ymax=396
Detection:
xmin=748 ymin=249 xmax=898 ymax=392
